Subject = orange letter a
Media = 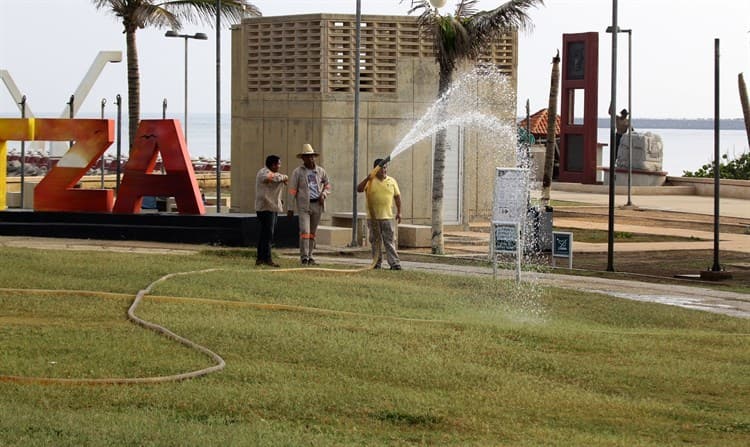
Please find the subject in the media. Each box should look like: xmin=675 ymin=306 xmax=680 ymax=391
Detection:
xmin=113 ymin=120 xmax=205 ymax=214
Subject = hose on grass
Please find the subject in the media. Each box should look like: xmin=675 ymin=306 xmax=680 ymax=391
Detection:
xmin=2 ymin=163 xmax=392 ymax=385
xmin=0 ymin=261 xmax=378 ymax=386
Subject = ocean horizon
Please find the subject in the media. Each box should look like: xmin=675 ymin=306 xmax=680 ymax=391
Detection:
xmin=3 ymin=112 xmax=748 ymax=177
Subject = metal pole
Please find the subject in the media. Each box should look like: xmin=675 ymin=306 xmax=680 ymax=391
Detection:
xmin=606 ymin=0 xmax=619 ymax=272
xmin=526 ymin=99 xmax=531 ymax=145
xmin=67 ymin=94 xmax=74 ymax=153
xmin=184 ymin=36 xmax=189 ymax=145
xmin=100 ymin=98 xmax=107 ymax=187
xmin=115 ymin=94 xmax=122 ymax=194
xmin=712 ymin=38 xmax=721 ymax=272
xmin=216 ymin=0 xmax=222 ymax=213
xmin=163 ymin=98 xmax=168 ymax=119
xmin=19 ymin=95 xmax=26 ymax=208
xmin=351 ymin=0 xmax=362 ymax=247
xmin=626 ymin=29 xmax=633 ymax=207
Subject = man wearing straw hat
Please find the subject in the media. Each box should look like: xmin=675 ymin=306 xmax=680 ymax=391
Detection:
xmin=288 ymin=143 xmax=331 ymax=265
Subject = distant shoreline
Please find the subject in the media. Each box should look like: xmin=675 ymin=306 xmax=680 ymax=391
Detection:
xmin=600 ymin=118 xmax=745 ymax=130
xmin=514 ymin=117 xmax=746 ymax=130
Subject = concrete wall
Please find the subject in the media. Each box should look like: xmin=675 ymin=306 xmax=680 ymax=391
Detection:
xmin=667 ymin=176 xmax=750 ymax=200
xmin=230 ymin=59 xmax=437 ymax=222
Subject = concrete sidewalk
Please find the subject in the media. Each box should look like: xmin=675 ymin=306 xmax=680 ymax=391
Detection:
xmin=551 ymin=189 xmax=750 ymax=220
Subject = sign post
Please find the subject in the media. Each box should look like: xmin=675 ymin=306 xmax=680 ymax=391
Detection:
xmin=491 ymin=221 xmax=521 ymax=281
xmin=491 ymin=168 xmax=528 ymax=283
xmin=552 ymin=231 xmax=573 ymax=269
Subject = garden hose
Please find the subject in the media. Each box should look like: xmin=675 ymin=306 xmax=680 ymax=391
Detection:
xmin=363 ymin=163 xmax=385 ymax=267
xmin=0 ymin=158 xmax=395 ymax=385
xmin=0 ymin=259 xmax=382 ymax=386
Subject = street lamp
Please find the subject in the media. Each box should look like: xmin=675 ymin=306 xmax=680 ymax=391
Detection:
xmin=606 ymin=25 xmax=633 ymax=207
xmin=605 ymin=0 xmax=619 ymax=272
xmin=165 ymin=30 xmax=208 ymax=145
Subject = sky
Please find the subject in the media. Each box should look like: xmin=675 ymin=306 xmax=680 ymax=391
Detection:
xmin=1 ymin=0 xmax=749 ymax=121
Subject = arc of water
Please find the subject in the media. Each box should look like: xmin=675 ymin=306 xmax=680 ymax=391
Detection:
xmin=388 ymin=65 xmax=516 ymax=162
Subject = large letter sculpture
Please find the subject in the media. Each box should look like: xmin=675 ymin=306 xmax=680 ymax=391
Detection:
xmin=113 ymin=120 xmax=205 ymax=214
xmin=34 ymin=119 xmax=114 ymax=212
xmin=0 ymin=119 xmax=34 ymax=210
xmin=0 ymin=118 xmax=204 ymax=214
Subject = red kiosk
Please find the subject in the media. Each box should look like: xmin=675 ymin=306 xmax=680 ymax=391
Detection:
xmin=558 ymin=32 xmax=600 ymax=184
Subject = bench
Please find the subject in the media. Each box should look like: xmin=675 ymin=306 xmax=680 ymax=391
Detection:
xmin=316 ymin=225 xmax=352 ymax=247
xmin=398 ymin=224 xmax=431 ymax=248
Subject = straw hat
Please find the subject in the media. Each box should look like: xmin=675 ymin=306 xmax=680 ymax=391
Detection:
xmin=297 ymin=143 xmax=319 ymax=158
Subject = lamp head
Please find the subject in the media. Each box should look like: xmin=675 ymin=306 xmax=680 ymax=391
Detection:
xmin=194 ymin=32 xmax=208 ymax=40
xmin=429 ymin=0 xmax=448 ymax=8
xmin=165 ymin=30 xmax=179 ymax=37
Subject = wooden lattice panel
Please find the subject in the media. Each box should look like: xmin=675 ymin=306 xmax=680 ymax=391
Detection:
xmin=242 ymin=14 xmax=516 ymax=94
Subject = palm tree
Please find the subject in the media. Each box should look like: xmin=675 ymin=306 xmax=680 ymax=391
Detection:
xmin=92 ymin=0 xmax=260 ymax=152
xmin=406 ymin=0 xmax=542 ymax=254
xmin=541 ymin=50 xmax=560 ymax=205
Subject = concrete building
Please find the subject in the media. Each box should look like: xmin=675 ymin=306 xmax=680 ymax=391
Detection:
xmin=230 ymin=14 xmax=518 ymax=227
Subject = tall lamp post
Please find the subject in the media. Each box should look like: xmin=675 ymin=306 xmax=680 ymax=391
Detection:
xmin=351 ymin=0 xmax=362 ymax=247
xmin=606 ymin=0 xmax=619 ymax=272
xmin=165 ymin=30 xmax=208 ymax=146
xmin=606 ymin=25 xmax=633 ymax=207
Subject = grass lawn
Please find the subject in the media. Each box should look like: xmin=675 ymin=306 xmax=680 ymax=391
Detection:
xmin=553 ymin=227 xmax=703 ymax=244
xmin=1 ymin=247 xmax=748 ymax=446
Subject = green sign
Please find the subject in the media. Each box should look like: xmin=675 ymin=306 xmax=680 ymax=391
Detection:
xmin=493 ymin=222 xmax=518 ymax=253
xmin=553 ymin=232 xmax=572 ymax=257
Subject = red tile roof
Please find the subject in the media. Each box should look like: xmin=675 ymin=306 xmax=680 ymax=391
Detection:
xmin=518 ymin=108 xmax=560 ymax=139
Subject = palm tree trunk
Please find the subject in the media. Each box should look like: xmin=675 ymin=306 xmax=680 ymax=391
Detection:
xmin=431 ymin=68 xmax=453 ymax=255
xmin=739 ymin=73 xmax=750 ymax=150
xmin=125 ymin=28 xmax=140 ymax=154
xmin=541 ymin=51 xmax=560 ymax=205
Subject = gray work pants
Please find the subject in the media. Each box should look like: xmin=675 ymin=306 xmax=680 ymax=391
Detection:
xmin=298 ymin=201 xmax=322 ymax=261
xmin=368 ymin=219 xmax=400 ymax=268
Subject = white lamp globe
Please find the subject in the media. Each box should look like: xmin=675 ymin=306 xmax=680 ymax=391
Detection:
xmin=429 ymin=0 xmax=448 ymax=8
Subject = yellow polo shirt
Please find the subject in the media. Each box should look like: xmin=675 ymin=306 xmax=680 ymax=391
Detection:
xmin=365 ymin=176 xmax=400 ymax=220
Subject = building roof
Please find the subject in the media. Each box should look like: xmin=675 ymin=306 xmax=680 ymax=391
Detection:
xmin=518 ymin=108 xmax=560 ymax=139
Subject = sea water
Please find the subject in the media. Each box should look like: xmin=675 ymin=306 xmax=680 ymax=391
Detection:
xmin=3 ymin=113 xmax=747 ymax=175
xmin=596 ymin=127 xmax=748 ymax=176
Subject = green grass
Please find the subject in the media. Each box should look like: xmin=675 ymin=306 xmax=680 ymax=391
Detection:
xmin=554 ymin=227 xmax=703 ymax=244
xmin=1 ymin=247 xmax=749 ymax=446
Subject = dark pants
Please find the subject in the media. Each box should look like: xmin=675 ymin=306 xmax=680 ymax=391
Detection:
xmin=615 ymin=133 xmax=623 ymax=158
xmin=256 ymin=211 xmax=277 ymax=262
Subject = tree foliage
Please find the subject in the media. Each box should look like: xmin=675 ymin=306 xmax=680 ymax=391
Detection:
xmin=92 ymin=0 xmax=259 ymax=151
xmin=682 ymin=152 xmax=750 ymax=180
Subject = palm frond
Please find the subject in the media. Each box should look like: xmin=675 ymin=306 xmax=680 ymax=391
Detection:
xmin=158 ymin=0 xmax=259 ymax=28
xmin=134 ymin=3 xmax=179 ymax=29
xmin=470 ymin=0 xmax=543 ymax=38
xmin=403 ymin=0 xmax=432 ymax=17
xmin=454 ymin=0 xmax=479 ymax=19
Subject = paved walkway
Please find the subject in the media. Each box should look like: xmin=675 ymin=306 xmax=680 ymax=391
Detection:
xmin=551 ymin=189 xmax=750 ymax=220
xmin=549 ymin=189 xmax=750 ymax=253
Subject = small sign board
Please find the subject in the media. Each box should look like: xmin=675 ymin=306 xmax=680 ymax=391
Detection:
xmin=490 ymin=221 xmax=522 ymax=282
xmin=552 ymin=231 xmax=573 ymax=269
xmin=493 ymin=221 xmax=519 ymax=254
xmin=492 ymin=168 xmax=528 ymax=223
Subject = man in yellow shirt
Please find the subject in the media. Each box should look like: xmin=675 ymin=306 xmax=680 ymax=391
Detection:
xmin=357 ymin=158 xmax=402 ymax=270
